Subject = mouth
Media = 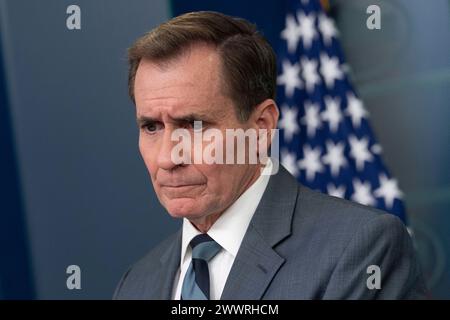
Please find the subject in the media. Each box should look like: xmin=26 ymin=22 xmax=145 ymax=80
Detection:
xmin=161 ymin=183 xmax=203 ymax=188
xmin=160 ymin=183 xmax=205 ymax=198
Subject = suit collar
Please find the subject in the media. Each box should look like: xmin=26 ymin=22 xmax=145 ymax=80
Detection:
xmin=220 ymin=164 xmax=299 ymax=299
xmin=248 ymin=164 xmax=298 ymax=247
xmin=157 ymin=229 xmax=182 ymax=299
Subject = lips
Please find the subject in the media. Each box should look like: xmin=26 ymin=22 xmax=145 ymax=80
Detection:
xmin=160 ymin=183 xmax=205 ymax=198
xmin=156 ymin=171 xmax=206 ymax=189
xmin=161 ymin=183 xmax=202 ymax=188
xmin=158 ymin=177 xmax=206 ymax=188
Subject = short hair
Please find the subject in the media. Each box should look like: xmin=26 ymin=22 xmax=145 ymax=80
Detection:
xmin=128 ymin=11 xmax=277 ymax=122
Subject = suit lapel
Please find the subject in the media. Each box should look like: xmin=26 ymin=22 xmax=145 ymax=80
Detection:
xmin=155 ymin=230 xmax=182 ymax=299
xmin=219 ymin=223 xmax=285 ymax=299
xmin=221 ymin=165 xmax=299 ymax=299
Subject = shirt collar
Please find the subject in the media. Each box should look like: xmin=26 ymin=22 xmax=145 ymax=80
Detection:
xmin=180 ymin=158 xmax=274 ymax=266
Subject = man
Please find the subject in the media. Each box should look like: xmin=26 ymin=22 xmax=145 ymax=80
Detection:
xmin=114 ymin=11 xmax=427 ymax=299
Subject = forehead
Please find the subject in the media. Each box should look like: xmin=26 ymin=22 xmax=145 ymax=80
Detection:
xmin=134 ymin=44 xmax=229 ymax=118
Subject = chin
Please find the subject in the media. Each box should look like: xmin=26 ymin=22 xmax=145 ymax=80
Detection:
xmin=164 ymin=198 xmax=205 ymax=220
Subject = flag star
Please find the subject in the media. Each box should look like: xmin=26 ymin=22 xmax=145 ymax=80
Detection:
xmin=281 ymin=14 xmax=302 ymax=53
xmin=322 ymin=140 xmax=347 ymax=177
xmin=281 ymin=149 xmax=299 ymax=177
xmin=374 ymin=174 xmax=403 ymax=209
xmin=298 ymin=145 xmax=324 ymax=181
xmin=371 ymin=144 xmax=383 ymax=154
xmin=321 ymin=96 xmax=342 ymax=133
xmin=277 ymin=59 xmax=302 ymax=98
xmin=346 ymin=93 xmax=368 ymax=128
xmin=348 ymin=135 xmax=373 ymax=171
xmin=327 ymin=183 xmax=346 ymax=198
xmin=301 ymin=102 xmax=322 ymax=137
xmin=278 ymin=104 xmax=300 ymax=142
xmin=300 ymin=57 xmax=320 ymax=93
xmin=297 ymin=12 xmax=317 ymax=49
xmin=320 ymin=53 xmax=343 ymax=88
xmin=351 ymin=179 xmax=375 ymax=206
xmin=318 ymin=13 xmax=338 ymax=45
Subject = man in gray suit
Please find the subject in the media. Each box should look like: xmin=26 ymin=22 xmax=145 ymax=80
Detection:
xmin=114 ymin=11 xmax=427 ymax=299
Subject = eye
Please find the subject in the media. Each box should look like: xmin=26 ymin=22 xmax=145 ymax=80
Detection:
xmin=142 ymin=122 xmax=163 ymax=134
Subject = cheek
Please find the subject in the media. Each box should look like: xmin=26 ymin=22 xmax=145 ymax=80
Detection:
xmin=139 ymin=137 xmax=157 ymax=175
xmin=196 ymin=164 xmax=219 ymax=183
xmin=197 ymin=164 xmax=236 ymax=194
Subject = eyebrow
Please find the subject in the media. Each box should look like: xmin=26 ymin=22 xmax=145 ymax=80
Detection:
xmin=136 ymin=112 xmax=216 ymax=127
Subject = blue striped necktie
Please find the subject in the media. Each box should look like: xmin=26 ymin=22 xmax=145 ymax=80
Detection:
xmin=181 ymin=233 xmax=222 ymax=300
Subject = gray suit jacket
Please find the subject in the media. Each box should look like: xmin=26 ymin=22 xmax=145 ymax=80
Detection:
xmin=114 ymin=165 xmax=427 ymax=299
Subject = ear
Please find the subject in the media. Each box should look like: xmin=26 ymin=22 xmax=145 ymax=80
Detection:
xmin=250 ymin=99 xmax=279 ymax=151
xmin=252 ymin=99 xmax=279 ymax=130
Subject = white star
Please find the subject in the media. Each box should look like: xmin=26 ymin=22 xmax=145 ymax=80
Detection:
xmin=318 ymin=13 xmax=338 ymax=45
xmin=374 ymin=174 xmax=403 ymax=209
xmin=281 ymin=149 xmax=299 ymax=177
xmin=301 ymin=102 xmax=322 ymax=138
xmin=352 ymin=179 xmax=375 ymax=206
xmin=298 ymin=145 xmax=323 ymax=181
xmin=278 ymin=104 xmax=300 ymax=142
xmin=320 ymin=53 xmax=343 ymax=88
xmin=321 ymin=96 xmax=342 ymax=133
xmin=277 ymin=59 xmax=302 ymax=98
xmin=297 ymin=12 xmax=317 ymax=49
xmin=327 ymin=183 xmax=346 ymax=198
xmin=281 ymin=14 xmax=302 ymax=53
xmin=348 ymin=135 xmax=373 ymax=171
xmin=322 ymin=140 xmax=347 ymax=177
xmin=300 ymin=57 xmax=320 ymax=93
xmin=346 ymin=93 xmax=368 ymax=128
xmin=371 ymin=144 xmax=383 ymax=154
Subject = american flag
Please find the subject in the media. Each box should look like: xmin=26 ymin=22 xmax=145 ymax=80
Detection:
xmin=276 ymin=0 xmax=406 ymax=222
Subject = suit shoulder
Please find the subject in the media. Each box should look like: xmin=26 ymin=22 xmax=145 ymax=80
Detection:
xmin=296 ymin=185 xmax=387 ymax=225
xmin=289 ymin=185 xmax=408 ymax=256
xmin=113 ymin=231 xmax=180 ymax=299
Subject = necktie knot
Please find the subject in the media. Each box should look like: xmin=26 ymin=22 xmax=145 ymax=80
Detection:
xmin=181 ymin=233 xmax=221 ymax=299
xmin=190 ymin=233 xmax=221 ymax=262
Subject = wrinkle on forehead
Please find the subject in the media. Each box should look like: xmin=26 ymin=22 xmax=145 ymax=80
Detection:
xmin=134 ymin=44 xmax=232 ymax=120
xmin=134 ymin=43 xmax=223 ymax=96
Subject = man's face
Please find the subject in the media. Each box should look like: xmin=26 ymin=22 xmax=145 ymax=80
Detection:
xmin=134 ymin=44 xmax=261 ymax=224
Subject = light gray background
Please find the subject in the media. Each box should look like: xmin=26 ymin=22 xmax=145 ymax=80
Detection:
xmin=0 ymin=0 xmax=176 ymax=299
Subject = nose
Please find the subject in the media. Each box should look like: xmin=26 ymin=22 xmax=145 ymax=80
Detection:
xmin=156 ymin=127 xmax=188 ymax=170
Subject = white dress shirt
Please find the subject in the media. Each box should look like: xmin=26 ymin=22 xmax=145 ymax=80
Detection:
xmin=172 ymin=159 xmax=274 ymax=300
